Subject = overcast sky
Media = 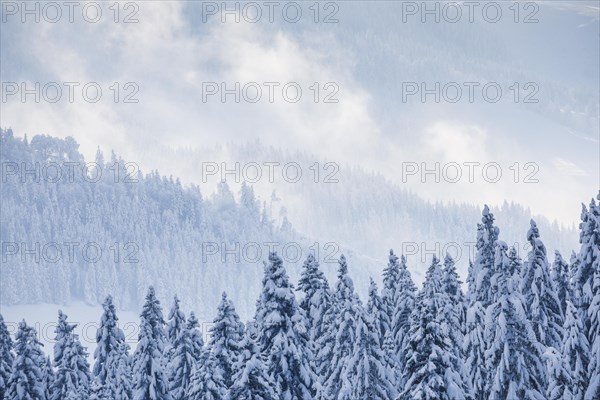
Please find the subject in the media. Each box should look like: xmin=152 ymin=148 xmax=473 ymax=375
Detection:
xmin=2 ymin=0 xmax=598 ymax=225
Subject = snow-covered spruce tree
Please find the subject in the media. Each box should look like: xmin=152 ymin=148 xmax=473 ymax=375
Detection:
xmin=507 ymin=246 xmax=522 ymax=277
xmin=367 ymin=277 xmax=386 ymax=343
xmin=6 ymin=321 xmax=46 ymax=400
xmin=560 ymin=300 xmax=589 ymax=400
xmin=442 ymin=253 xmax=466 ymax=359
xmin=338 ymin=301 xmax=397 ymax=400
xmin=51 ymin=311 xmax=92 ymax=400
xmin=380 ymin=250 xmax=400 ymax=339
xmin=484 ymin=241 xmax=546 ymax=400
xmin=552 ymin=251 xmax=573 ymax=315
xmin=0 ymin=314 xmax=14 ymax=399
xmin=228 ymin=330 xmax=278 ymax=400
xmin=399 ymin=256 xmax=471 ymax=400
xmin=544 ymin=346 xmax=573 ymax=400
xmin=575 ymin=196 xmax=600 ymax=314
xmin=382 ymin=250 xmax=417 ymax=366
xmin=465 ymin=205 xmax=499 ymax=399
xmin=577 ymin=193 xmax=600 ymax=400
xmin=42 ymin=356 xmax=55 ymax=400
xmin=521 ymin=220 xmax=564 ymax=349
xmin=208 ymin=292 xmax=244 ymax=389
xmin=132 ymin=286 xmax=171 ymax=400
xmin=186 ymin=350 xmax=227 ymax=400
xmin=256 ymin=252 xmax=316 ymax=400
xmin=297 ymin=254 xmax=333 ymax=350
xmin=105 ymin=342 xmax=133 ymax=400
xmin=586 ymin=265 xmax=600 ymax=400
xmin=320 ymin=255 xmax=359 ymax=399
xmin=167 ymin=296 xmax=186 ymax=351
xmin=93 ymin=295 xmax=130 ymax=398
xmin=169 ymin=311 xmax=205 ymax=399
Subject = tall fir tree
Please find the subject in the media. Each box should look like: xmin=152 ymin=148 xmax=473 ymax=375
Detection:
xmin=208 ymin=292 xmax=244 ymax=389
xmin=586 ymin=264 xmax=600 ymax=400
xmin=228 ymin=331 xmax=278 ymax=400
xmin=132 ymin=286 xmax=171 ymax=400
xmin=484 ymin=241 xmax=546 ymax=400
xmin=105 ymin=342 xmax=133 ymax=400
xmin=442 ymin=254 xmax=466 ymax=360
xmin=544 ymin=346 xmax=573 ymax=400
xmin=338 ymin=302 xmax=397 ymax=400
xmin=167 ymin=296 xmax=186 ymax=351
xmin=51 ymin=311 xmax=92 ymax=400
xmin=0 ymin=315 xmax=14 ymax=399
xmin=186 ymin=351 xmax=227 ymax=400
xmin=6 ymin=321 xmax=46 ymax=400
xmin=552 ymin=251 xmax=573 ymax=315
xmin=400 ymin=256 xmax=471 ymax=400
xmin=93 ymin=295 xmax=130 ymax=399
xmin=382 ymin=250 xmax=416 ymax=366
xmin=42 ymin=356 xmax=55 ymax=400
xmin=169 ymin=312 xmax=205 ymax=399
xmin=321 ymin=255 xmax=359 ymax=399
xmin=256 ymin=252 xmax=316 ymax=400
xmin=521 ymin=220 xmax=564 ymax=349
xmin=578 ymin=193 xmax=600 ymax=400
xmin=367 ymin=277 xmax=386 ymax=343
xmin=465 ymin=205 xmax=499 ymax=399
xmin=560 ymin=300 xmax=589 ymax=400
xmin=297 ymin=254 xmax=333 ymax=351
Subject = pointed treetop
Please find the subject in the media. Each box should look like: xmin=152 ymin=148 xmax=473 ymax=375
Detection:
xmin=527 ymin=219 xmax=540 ymax=242
xmin=483 ymin=204 xmax=490 ymax=216
xmin=338 ymin=254 xmax=348 ymax=277
xmin=444 ymin=252 xmax=454 ymax=265
xmin=389 ymin=249 xmax=398 ymax=265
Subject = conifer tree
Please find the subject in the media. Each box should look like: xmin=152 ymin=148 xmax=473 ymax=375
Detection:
xmin=321 ymin=255 xmax=359 ymax=399
xmin=297 ymin=254 xmax=333 ymax=349
xmin=367 ymin=278 xmax=386 ymax=343
xmin=338 ymin=302 xmax=397 ymax=400
xmin=0 ymin=315 xmax=14 ymax=399
xmin=187 ymin=351 xmax=227 ymax=400
xmin=552 ymin=251 xmax=573 ymax=315
xmin=382 ymin=250 xmax=416 ymax=365
xmin=51 ymin=311 xmax=92 ymax=400
xmin=169 ymin=312 xmax=205 ymax=399
xmin=521 ymin=220 xmax=564 ymax=349
xmin=465 ymin=205 xmax=499 ymax=399
xmin=228 ymin=331 xmax=278 ymax=400
xmin=442 ymin=254 xmax=466 ymax=359
xmin=93 ymin=295 xmax=128 ymax=393
xmin=6 ymin=321 xmax=46 ymax=400
xmin=560 ymin=300 xmax=589 ymax=400
xmin=256 ymin=252 xmax=316 ymax=400
xmin=578 ymin=193 xmax=600 ymax=400
xmin=208 ymin=292 xmax=244 ymax=389
xmin=167 ymin=296 xmax=186 ymax=350
xmin=42 ymin=356 xmax=55 ymax=400
xmin=400 ymin=256 xmax=471 ymax=400
xmin=484 ymin=241 xmax=546 ymax=400
xmin=132 ymin=286 xmax=171 ymax=400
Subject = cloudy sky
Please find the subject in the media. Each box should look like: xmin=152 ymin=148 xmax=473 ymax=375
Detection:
xmin=2 ymin=0 xmax=598 ymax=225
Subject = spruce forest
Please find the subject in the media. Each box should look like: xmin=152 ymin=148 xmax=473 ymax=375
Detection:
xmin=1 ymin=193 xmax=599 ymax=400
